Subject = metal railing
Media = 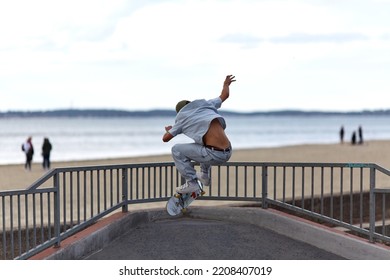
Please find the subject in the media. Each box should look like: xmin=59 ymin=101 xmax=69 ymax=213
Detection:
xmin=261 ymin=162 xmax=390 ymax=244
xmin=1 ymin=161 xmax=389 ymax=260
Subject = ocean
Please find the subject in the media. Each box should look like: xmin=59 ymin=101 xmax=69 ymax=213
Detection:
xmin=1 ymin=114 xmax=390 ymax=165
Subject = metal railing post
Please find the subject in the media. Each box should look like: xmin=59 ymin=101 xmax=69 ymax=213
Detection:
xmin=369 ymin=167 xmax=376 ymax=243
xmin=262 ymin=165 xmax=268 ymax=209
xmin=53 ymin=172 xmax=61 ymax=248
xmin=122 ymin=168 xmax=128 ymax=213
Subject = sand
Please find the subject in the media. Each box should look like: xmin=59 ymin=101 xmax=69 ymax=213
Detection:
xmin=1 ymin=140 xmax=390 ymax=191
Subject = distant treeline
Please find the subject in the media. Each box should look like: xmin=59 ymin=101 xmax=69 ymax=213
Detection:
xmin=0 ymin=109 xmax=176 ymax=118
xmin=1 ymin=108 xmax=390 ymax=118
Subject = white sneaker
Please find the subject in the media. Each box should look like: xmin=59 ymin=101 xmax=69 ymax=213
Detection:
xmin=196 ymin=172 xmax=210 ymax=186
xmin=176 ymin=180 xmax=199 ymax=194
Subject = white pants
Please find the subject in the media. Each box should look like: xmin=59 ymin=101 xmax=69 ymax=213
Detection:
xmin=171 ymin=143 xmax=232 ymax=181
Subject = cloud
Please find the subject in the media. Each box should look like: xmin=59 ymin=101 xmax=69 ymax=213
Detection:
xmin=270 ymin=32 xmax=370 ymax=44
xmin=220 ymin=32 xmax=371 ymax=48
xmin=219 ymin=33 xmax=264 ymax=48
xmin=381 ymin=33 xmax=390 ymax=40
xmin=1 ymin=0 xmax=390 ymax=112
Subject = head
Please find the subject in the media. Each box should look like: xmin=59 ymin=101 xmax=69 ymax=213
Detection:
xmin=175 ymin=100 xmax=191 ymax=113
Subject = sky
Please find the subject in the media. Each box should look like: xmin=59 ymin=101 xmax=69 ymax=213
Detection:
xmin=1 ymin=0 xmax=390 ymax=113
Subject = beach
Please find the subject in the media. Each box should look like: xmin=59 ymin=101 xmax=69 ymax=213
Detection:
xmin=2 ymin=140 xmax=390 ymax=191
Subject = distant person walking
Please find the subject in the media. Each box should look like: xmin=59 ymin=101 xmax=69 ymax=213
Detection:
xmin=22 ymin=136 xmax=34 ymax=170
xmin=42 ymin=137 xmax=52 ymax=170
xmin=339 ymin=126 xmax=345 ymax=144
xmin=358 ymin=125 xmax=364 ymax=144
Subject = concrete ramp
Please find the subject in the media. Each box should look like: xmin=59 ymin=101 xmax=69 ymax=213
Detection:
xmin=31 ymin=206 xmax=390 ymax=260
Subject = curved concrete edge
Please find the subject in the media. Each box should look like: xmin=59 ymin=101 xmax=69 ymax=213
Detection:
xmin=187 ymin=207 xmax=390 ymax=260
xmin=32 ymin=210 xmax=168 ymax=260
xmin=33 ymin=206 xmax=390 ymax=260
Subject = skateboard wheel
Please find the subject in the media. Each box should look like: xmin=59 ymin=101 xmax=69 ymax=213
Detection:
xmin=201 ymin=191 xmax=206 ymax=195
xmin=181 ymin=208 xmax=188 ymax=214
xmin=174 ymin=193 xmax=182 ymax=198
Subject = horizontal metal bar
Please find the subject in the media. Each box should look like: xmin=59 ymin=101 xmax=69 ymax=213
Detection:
xmin=0 ymin=187 xmax=56 ymax=196
xmin=372 ymin=188 xmax=390 ymax=194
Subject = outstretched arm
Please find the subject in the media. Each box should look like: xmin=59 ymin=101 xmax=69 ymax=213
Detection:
xmin=220 ymin=75 xmax=236 ymax=103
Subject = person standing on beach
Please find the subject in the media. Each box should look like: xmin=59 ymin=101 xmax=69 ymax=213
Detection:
xmin=339 ymin=126 xmax=345 ymax=144
xmin=351 ymin=131 xmax=357 ymax=145
xmin=358 ymin=125 xmax=364 ymax=144
xmin=42 ymin=137 xmax=52 ymax=170
xmin=162 ymin=75 xmax=235 ymax=193
xmin=22 ymin=136 xmax=34 ymax=170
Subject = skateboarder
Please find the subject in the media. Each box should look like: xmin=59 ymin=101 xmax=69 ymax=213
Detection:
xmin=162 ymin=75 xmax=235 ymax=194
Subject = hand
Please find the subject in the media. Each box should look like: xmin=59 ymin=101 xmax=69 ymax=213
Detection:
xmin=224 ymin=75 xmax=236 ymax=86
xmin=163 ymin=126 xmax=174 ymax=142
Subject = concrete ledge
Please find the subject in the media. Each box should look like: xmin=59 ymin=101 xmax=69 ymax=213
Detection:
xmin=31 ymin=210 xmax=168 ymax=260
xmin=32 ymin=206 xmax=390 ymax=260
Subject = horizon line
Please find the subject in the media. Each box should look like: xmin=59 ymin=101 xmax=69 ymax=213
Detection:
xmin=1 ymin=108 xmax=390 ymax=116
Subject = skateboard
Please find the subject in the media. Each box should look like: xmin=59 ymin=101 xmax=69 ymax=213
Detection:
xmin=166 ymin=180 xmax=205 ymax=216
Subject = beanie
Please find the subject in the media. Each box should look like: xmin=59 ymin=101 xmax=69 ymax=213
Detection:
xmin=175 ymin=100 xmax=190 ymax=113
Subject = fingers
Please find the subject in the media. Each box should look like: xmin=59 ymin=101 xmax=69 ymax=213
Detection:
xmin=225 ymin=75 xmax=236 ymax=85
